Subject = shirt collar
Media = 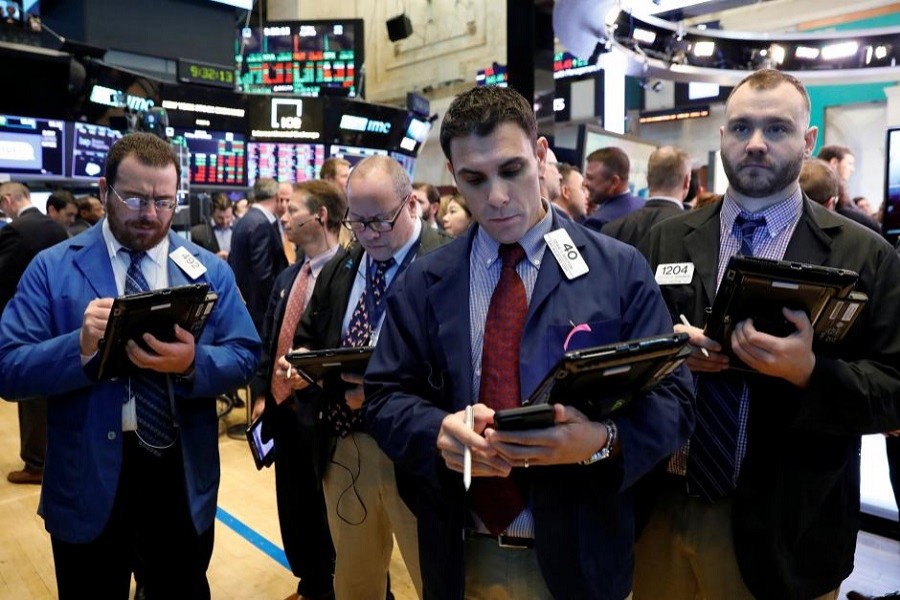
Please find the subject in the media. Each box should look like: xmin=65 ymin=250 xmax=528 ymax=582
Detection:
xmin=473 ymin=200 xmax=553 ymax=269
xmin=721 ymin=186 xmax=803 ymax=240
xmin=305 ymin=243 xmax=340 ymax=277
xmin=102 ymin=218 xmax=169 ymax=268
xmin=648 ymin=195 xmax=685 ymax=208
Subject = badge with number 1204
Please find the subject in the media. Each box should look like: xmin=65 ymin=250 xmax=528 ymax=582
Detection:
xmin=544 ymin=229 xmax=589 ymax=280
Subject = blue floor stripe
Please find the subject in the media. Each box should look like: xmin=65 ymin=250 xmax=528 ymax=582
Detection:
xmin=216 ymin=506 xmax=291 ymax=570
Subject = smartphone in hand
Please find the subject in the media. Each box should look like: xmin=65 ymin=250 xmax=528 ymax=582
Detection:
xmin=493 ymin=404 xmax=555 ymax=431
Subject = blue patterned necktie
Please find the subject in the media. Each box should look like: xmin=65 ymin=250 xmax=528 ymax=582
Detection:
xmin=325 ymin=256 xmax=395 ymax=438
xmin=686 ymin=213 xmax=765 ymax=501
xmin=123 ymin=249 xmax=176 ymax=454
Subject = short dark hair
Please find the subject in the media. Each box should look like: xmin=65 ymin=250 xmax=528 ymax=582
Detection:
xmin=817 ymin=145 xmax=853 ymax=163
xmin=440 ymin=86 xmax=537 ymax=161
xmin=211 ymin=192 xmax=232 ymax=213
xmin=46 ymin=189 xmax=76 ymax=213
xmin=728 ymin=68 xmax=811 ymax=120
xmin=557 ymin=163 xmax=580 ymax=185
xmin=104 ymin=132 xmax=180 ymax=187
xmin=800 ymin=158 xmax=840 ymax=206
xmin=412 ymin=182 xmax=440 ymax=205
xmin=586 ymin=147 xmax=630 ymax=181
xmin=294 ymin=180 xmax=347 ymax=233
xmin=320 ymin=157 xmax=350 ymax=180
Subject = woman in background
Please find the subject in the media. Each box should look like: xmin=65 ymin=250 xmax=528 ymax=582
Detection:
xmin=441 ymin=194 xmax=473 ymax=238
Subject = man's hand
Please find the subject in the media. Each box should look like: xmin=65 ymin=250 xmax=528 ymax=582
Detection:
xmin=275 ymin=353 xmax=313 ymax=392
xmin=80 ymin=298 xmax=114 ymax=356
xmin=674 ymin=322 xmax=730 ymax=373
xmin=252 ymin=396 xmax=265 ymax=421
xmin=216 ymin=250 xmax=229 ymax=260
xmin=731 ymin=308 xmax=815 ymax=388
xmin=126 ymin=324 xmax=195 ymax=374
xmin=341 ymin=372 xmax=364 ymax=410
xmin=437 ymin=404 xmax=511 ymax=478
xmin=485 ymin=404 xmax=608 ymax=467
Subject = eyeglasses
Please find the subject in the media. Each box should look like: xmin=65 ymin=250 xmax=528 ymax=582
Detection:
xmin=341 ymin=195 xmax=409 ymax=234
xmin=108 ymin=184 xmax=182 ymax=212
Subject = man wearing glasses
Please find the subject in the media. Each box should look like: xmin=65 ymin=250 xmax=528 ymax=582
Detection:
xmin=0 ymin=132 xmax=260 ymax=599
xmin=276 ymin=155 xmax=448 ymax=599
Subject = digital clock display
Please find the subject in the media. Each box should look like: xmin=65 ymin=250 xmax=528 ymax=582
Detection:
xmin=178 ymin=59 xmax=236 ymax=89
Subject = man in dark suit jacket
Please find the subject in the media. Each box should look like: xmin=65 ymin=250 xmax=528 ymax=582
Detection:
xmin=582 ymin=146 xmax=644 ymax=230
xmin=0 ymin=181 xmax=69 ymax=485
xmin=364 ymin=86 xmax=693 ymax=600
xmin=190 ymin=193 xmax=234 ymax=260
xmin=601 ymin=145 xmax=689 ymax=248
xmin=637 ymin=69 xmax=900 ymax=600
xmin=229 ymin=178 xmax=289 ymax=334
xmin=251 ymin=180 xmax=347 ymax=600
xmin=277 ymin=156 xmax=450 ymax=600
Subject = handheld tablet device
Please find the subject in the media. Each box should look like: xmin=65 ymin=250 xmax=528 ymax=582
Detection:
xmin=246 ymin=416 xmax=275 ymax=470
xmin=284 ymin=346 xmax=374 ymax=382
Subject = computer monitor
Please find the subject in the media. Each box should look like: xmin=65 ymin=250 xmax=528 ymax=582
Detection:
xmin=0 ymin=113 xmax=65 ymax=179
xmin=69 ymin=121 xmax=123 ymax=179
xmin=247 ymin=142 xmax=326 ymax=183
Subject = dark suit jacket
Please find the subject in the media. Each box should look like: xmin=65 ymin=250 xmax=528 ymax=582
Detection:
xmin=583 ymin=191 xmax=644 ymax=231
xmin=189 ymin=221 xmax=220 ymax=254
xmin=600 ymin=198 xmax=685 ymax=248
xmin=292 ymin=223 xmax=449 ymax=477
xmin=0 ymin=207 xmax=68 ymax=310
xmin=228 ymin=206 xmax=289 ymax=332
xmin=640 ymin=198 xmax=900 ymax=599
xmin=365 ymin=213 xmax=694 ymax=599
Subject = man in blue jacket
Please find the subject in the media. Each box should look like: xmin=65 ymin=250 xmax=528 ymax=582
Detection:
xmin=0 ymin=132 xmax=261 ymax=599
xmin=364 ymin=86 xmax=694 ymax=599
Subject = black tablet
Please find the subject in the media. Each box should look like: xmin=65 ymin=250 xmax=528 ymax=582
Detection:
xmin=284 ymin=346 xmax=375 ymax=382
xmin=97 ymin=283 xmax=217 ymax=379
xmin=246 ymin=416 xmax=275 ymax=470
xmin=705 ymin=255 xmax=864 ymax=351
xmin=525 ymin=332 xmax=691 ymax=420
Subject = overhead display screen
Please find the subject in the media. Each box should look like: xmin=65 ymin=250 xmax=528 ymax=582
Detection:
xmin=247 ymin=142 xmax=326 ymax=184
xmin=170 ymin=128 xmax=247 ymax=187
xmin=329 ymin=145 xmax=387 ymax=168
xmin=236 ymin=20 xmax=364 ymax=97
xmin=0 ymin=114 xmax=65 ymax=178
xmin=69 ymin=122 xmax=123 ymax=179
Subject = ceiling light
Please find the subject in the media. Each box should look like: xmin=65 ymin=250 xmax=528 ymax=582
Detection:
xmin=693 ymin=40 xmax=715 ymax=57
xmin=633 ymin=28 xmax=657 ymax=44
xmin=770 ymin=44 xmax=786 ymax=64
xmin=795 ymin=46 xmax=820 ymax=60
xmin=821 ymin=41 xmax=859 ymax=60
xmin=875 ymin=45 xmax=889 ymax=60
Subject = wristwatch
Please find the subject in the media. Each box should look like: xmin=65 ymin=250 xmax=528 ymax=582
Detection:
xmin=581 ymin=420 xmax=617 ymax=465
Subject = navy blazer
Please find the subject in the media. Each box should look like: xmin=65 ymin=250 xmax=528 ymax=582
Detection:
xmin=0 ymin=222 xmax=261 ymax=543
xmin=365 ymin=212 xmax=694 ymax=599
xmin=640 ymin=198 xmax=900 ymax=599
xmin=0 ymin=207 xmax=68 ymax=310
xmin=600 ymin=197 xmax=685 ymax=248
xmin=228 ymin=206 xmax=289 ymax=332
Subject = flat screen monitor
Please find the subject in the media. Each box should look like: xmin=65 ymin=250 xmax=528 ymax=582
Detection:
xmin=882 ymin=127 xmax=900 ymax=245
xmin=236 ymin=20 xmax=364 ymax=97
xmin=170 ymin=128 xmax=247 ymax=187
xmin=247 ymin=142 xmax=326 ymax=183
xmin=390 ymin=152 xmax=416 ymax=178
xmin=326 ymin=98 xmax=408 ymax=150
xmin=0 ymin=113 xmax=65 ymax=178
xmin=395 ymin=114 xmax=431 ymax=156
xmin=329 ymin=144 xmax=387 ymax=168
xmin=69 ymin=121 xmax=123 ymax=179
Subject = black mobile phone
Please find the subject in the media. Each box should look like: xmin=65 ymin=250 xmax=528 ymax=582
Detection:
xmin=246 ymin=416 xmax=275 ymax=470
xmin=493 ymin=404 xmax=556 ymax=431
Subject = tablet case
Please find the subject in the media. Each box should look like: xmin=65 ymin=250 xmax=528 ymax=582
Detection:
xmin=284 ymin=346 xmax=374 ymax=382
xmin=525 ymin=332 xmax=691 ymax=420
xmin=246 ymin=416 xmax=275 ymax=470
xmin=97 ymin=283 xmax=217 ymax=379
xmin=704 ymin=256 xmax=865 ymax=351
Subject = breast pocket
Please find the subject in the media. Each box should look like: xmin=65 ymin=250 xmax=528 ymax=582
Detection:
xmin=545 ymin=318 xmax=623 ymax=357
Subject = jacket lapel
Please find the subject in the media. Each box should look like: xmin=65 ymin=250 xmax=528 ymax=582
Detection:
xmin=681 ymin=206 xmax=722 ymax=308
xmin=782 ymin=199 xmax=835 ymax=265
xmin=72 ymin=221 xmax=118 ymax=298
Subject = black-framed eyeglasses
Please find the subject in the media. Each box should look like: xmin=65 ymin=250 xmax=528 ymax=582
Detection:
xmin=108 ymin=183 xmax=182 ymax=212
xmin=341 ymin=195 xmax=409 ymax=234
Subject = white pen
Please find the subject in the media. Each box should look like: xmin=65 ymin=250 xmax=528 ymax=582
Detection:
xmin=463 ymin=405 xmax=474 ymax=491
xmin=679 ymin=313 xmax=710 ymax=358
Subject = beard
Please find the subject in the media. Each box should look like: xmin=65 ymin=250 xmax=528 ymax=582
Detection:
xmin=109 ymin=214 xmax=168 ymax=251
xmin=722 ymin=151 xmax=804 ymax=198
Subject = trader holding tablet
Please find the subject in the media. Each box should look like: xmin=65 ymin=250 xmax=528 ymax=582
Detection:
xmin=363 ymin=86 xmax=694 ymax=599
xmin=0 ymin=133 xmax=260 ymax=599
xmin=637 ymin=69 xmax=900 ymax=599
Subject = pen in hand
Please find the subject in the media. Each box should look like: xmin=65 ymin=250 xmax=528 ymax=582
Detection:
xmin=463 ymin=405 xmax=474 ymax=491
xmin=679 ymin=314 xmax=710 ymax=358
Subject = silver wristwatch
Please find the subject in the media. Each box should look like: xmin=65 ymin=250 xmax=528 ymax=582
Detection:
xmin=581 ymin=420 xmax=617 ymax=465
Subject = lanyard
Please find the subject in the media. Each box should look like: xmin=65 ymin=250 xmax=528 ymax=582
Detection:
xmin=364 ymin=237 xmax=421 ymax=330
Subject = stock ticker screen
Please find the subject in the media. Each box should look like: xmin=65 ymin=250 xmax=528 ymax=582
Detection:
xmin=236 ymin=20 xmax=363 ymax=97
xmin=247 ymin=142 xmax=326 ymax=183
xmin=170 ymin=128 xmax=247 ymax=187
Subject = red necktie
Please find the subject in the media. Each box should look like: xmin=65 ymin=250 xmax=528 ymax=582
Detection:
xmin=471 ymin=243 xmax=528 ymax=535
xmin=271 ymin=263 xmax=312 ymax=403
